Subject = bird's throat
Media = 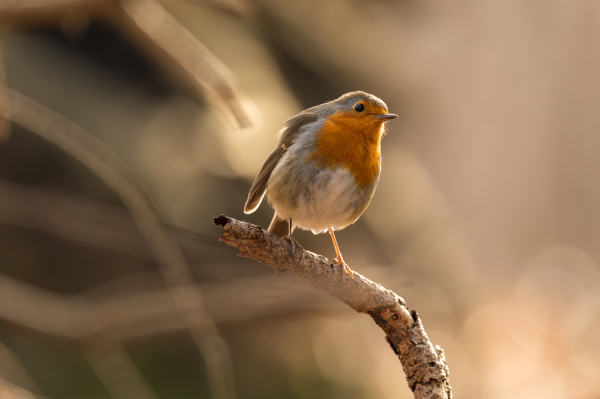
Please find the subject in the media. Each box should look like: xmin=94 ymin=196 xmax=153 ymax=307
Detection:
xmin=310 ymin=111 xmax=383 ymax=189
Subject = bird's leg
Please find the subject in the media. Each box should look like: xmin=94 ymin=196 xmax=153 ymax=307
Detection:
xmin=328 ymin=227 xmax=353 ymax=276
xmin=286 ymin=218 xmax=296 ymax=257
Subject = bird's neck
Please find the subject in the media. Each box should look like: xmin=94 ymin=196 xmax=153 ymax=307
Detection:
xmin=311 ymin=112 xmax=383 ymax=189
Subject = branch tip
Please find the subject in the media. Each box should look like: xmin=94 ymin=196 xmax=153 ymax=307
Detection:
xmin=213 ymin=215 xmax=231 ymax=227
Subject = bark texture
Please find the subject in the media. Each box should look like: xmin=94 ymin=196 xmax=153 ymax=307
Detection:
xmin=214 ymin=215 xmax=452 ymax=399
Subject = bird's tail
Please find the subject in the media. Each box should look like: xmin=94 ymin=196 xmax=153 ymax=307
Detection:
xmin=268 ymin=214 xmax=294 ymax=237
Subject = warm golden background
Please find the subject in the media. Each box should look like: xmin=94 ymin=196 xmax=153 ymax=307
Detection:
xmin=1 ymin=0 xmax=599 ymax=398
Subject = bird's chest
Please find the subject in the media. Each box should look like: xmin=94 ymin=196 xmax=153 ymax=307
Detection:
xmin=310 ymin=119 xmax=382 ymax=189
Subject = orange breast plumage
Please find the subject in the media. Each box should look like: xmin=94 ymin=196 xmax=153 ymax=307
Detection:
xmin=308 ymin=110 xmax=384 ymax=189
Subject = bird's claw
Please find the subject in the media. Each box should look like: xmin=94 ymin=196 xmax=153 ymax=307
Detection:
xmin=334 ymin=258 xmax=354 ymax=277
xmin=284 ymin=234 xmax=296 ymax=257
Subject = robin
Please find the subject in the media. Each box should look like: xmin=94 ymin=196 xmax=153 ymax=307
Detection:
xmin=244 ymin=91 xmax=397 ymax=275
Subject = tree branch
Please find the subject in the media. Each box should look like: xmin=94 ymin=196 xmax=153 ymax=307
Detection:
xmin=214 ymin=215 xmax=452 ymax=399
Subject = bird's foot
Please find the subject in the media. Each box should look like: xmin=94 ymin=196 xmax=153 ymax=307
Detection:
xmin=284 ymin=234 xmax=297 ymax=257
xmin=334 ymin=257 xmax=354 ymax=277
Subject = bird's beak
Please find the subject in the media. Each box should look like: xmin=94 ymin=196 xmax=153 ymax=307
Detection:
xmin=376 ymin=114 xmax=398 ymax=120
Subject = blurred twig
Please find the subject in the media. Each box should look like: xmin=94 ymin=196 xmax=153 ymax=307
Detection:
xmin=82 ymin=333 xmax=159 ymax=399
xmin=0 ymin=341 xmax=43 ymax=396
xmin=0 ymin=377 xmax=47 ymax=399
xmin=0 ymin=0 xmax=253 ymax=129
xmin=215 ymin=215 xmax=453 ymax=399
xmin=5 ymin=89 xmax=237 ymax=399
xmin=0 ymin=49 xmax=10 ymax=144
xmin=116 ymin=0 xmax=252 ymax=128
xmin=179 ymin=0 xmax=251 ymax=15
xmin=0 ymin=178 xmax=222 ymax=261
xmin=0 ymin=274 xmax=90 ymax=338
xmin=0 ymin=272 xmax=341 ymax=340
xmin=0 ymin=178 xmax=154 ymax=259
xmin=0 ymin=0 xmax=115 ymax=30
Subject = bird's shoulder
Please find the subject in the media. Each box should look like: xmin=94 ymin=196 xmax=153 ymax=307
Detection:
xmin=244 ymin=107 xmax=322 ymax=214
xmin=277 ymin=107 xmax=322 ymax=148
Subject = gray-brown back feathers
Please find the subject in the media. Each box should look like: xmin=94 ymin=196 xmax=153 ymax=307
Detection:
xmin=244 ymin=111 xmax=318 ymax=213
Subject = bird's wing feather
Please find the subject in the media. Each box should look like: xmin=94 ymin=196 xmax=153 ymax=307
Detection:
xmin=244 ymin=111 xmax=319 ymax=214
xmin=268 ymin=213 xmax=296 ymax=237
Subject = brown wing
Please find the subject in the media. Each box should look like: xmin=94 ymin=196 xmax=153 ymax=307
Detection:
xmin=244 ymin=111 xmax=319 ymax=214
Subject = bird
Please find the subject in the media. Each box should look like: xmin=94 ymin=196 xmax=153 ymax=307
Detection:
xmin=244 ymin=91 xmax=397 ymax=275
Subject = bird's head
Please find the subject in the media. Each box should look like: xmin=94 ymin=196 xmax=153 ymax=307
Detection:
xmin=311 ymin=91 xmax=397 ymax=188
xmin=326 ymin=91 xmax=396 ymax=129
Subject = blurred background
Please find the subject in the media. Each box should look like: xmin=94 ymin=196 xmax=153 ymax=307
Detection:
xmin=0 ymin=0 xmax=599 ymax=398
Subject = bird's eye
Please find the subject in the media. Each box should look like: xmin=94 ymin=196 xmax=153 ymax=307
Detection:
xmin=354 ymin=103 xmax=365 ymax=112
